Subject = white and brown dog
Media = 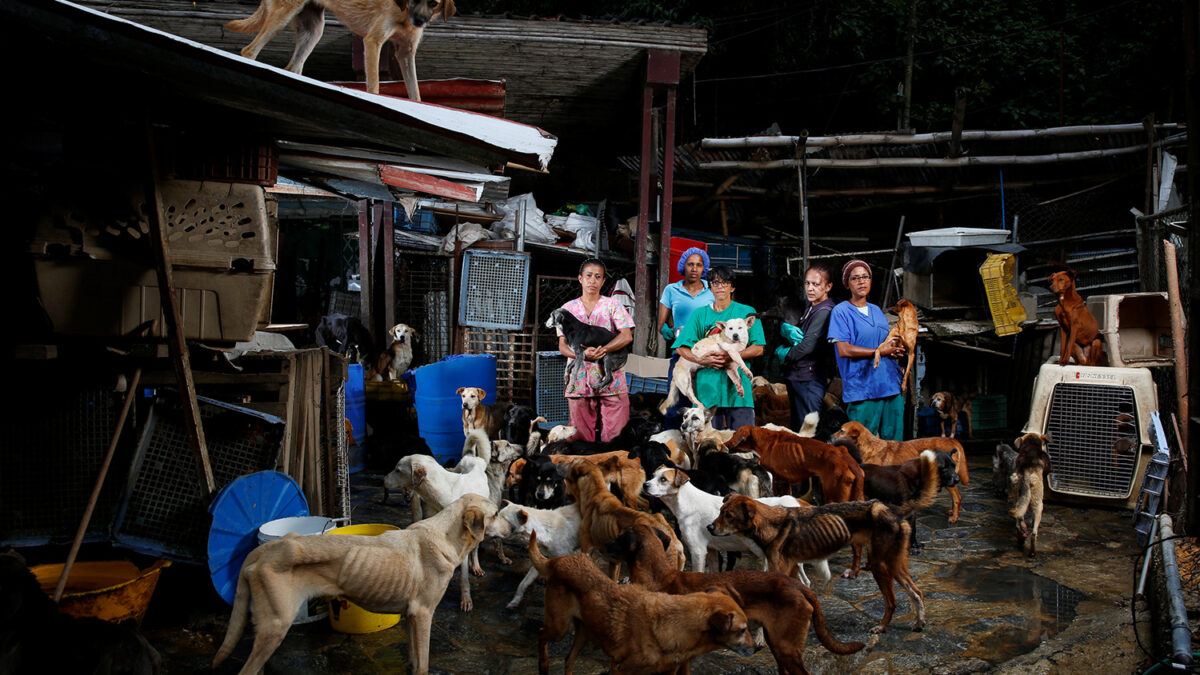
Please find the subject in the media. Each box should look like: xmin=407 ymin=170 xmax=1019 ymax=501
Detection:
xmin=1008 ymin=432 xmax=1053 ymax=557
xmin=484 ymin=500 xmax=582 ymax=608
xmin=659 ymin=317 xmax=756 ymax=414
xmin=225 ymin=0 xmax=456 ymax=100
xmin=457 ymin=387 xmax=509 ymax=439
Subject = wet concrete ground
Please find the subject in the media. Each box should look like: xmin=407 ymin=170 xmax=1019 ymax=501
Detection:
xmin=144 ymin=450 xmax=1147 ymax=674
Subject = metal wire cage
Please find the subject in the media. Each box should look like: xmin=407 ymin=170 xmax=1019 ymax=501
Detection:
xmin=458 ymin=249 xmax=531 ymax=330
xmin=112 ymin=395 xmax=284 ymax=562
xmin=1044 ymin=382 xmax=1140 ymax=499
xmin=535 ymin=351 xmax=570 ymax=426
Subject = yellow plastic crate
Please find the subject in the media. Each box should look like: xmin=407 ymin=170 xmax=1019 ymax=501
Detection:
xmin=979 ymin=253 xmax=1026 ymax=336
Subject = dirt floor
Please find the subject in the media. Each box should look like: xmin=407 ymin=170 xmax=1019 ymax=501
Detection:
xmin=136 ymin=448 xmax=1155 ymax=674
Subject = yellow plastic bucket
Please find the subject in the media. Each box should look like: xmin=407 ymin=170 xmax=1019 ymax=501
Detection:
xmin=326 ymin=523 xmax=402 ymax=633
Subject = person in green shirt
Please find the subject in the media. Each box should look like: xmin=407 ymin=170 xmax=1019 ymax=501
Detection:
xmin=672 ymin=265 xmax=766 ymax=431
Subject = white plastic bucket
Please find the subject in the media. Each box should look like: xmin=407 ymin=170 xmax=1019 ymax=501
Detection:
xmin=257 ymin=516 xmax=335 ymax=623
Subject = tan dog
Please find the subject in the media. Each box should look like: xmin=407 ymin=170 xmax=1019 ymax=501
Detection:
xmin=930 ymin=391 xmax=973 ymax=438
xmin=368 ymin=323 xmax=417 ymax=381
xmin=1010 ymin=432 xmax=1052 ymax=557
xmin=726 ymin=426 xmax=865 ymax=503
xmin=833 ymin=420 xmax=969 ymax=522
xmin=711 ymin=456 xmax=936 ymax=635
xmin=457 ymin=387 xmax=508 ymax=439
xmin=212 ymin=494 xmax=494 ymax=675
xmin=1048 ymin=270 xmax=1104 ymax=366
xmin=873 ymin=299 xmax=918 ymax=394
xmin=225 ymin=0 xmax=455 ymax=99
xmin=609 ymin=523 xmax=864 ymax=674
xmin=530 ymin=531 xmax=756 ymax=675
xmin=565 ymin=462 xmax=685 ymax=579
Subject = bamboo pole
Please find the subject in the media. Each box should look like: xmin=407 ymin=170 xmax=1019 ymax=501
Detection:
xmin=701 ymin=122 xmax=1183 ymax=149
xmin=54 ymin=368 xmax=142 ymax=603
xmin=700 ymin=142 xmax=1178 ymax=171
xmin=1164 ymin=239 xmax=1188 ymax=455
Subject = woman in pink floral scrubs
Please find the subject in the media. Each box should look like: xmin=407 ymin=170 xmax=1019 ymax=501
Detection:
xmin=555 ymin=258 xmax=634 ymax=442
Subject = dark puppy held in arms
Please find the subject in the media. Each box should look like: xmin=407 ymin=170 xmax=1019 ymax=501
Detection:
xmin=225 ymin=0 xmax=456 ymax=99
xmin=545 ymin=308 xmax=630 ymax=390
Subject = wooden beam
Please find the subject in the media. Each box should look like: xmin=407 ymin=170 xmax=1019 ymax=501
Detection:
xmin=144 ymin=126 xmax=215 ymax=496
xmin=358 ymin=200 xmax=371 ymax=323
xmin=702 ymin=122 xmax=1184 ymax=149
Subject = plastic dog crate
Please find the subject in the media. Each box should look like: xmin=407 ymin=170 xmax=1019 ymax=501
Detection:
xmin=458 ymin=249 xmax=531 ymax=330
xmin=535 ymin=351 xmax=570 ymax=427
xmin=1085 ymin=292 xmax=1174 ymax=367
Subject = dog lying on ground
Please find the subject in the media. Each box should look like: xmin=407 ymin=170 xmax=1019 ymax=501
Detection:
xmin=457 ymin=387 xmax=510 ymax=439
xmin=530 ymin=531 xmax=755 ymax=675
xmin=1009 ymin=433 xmax=1053 ymax=556
xmin=660 ymin=317 xmax=756 ymax=413
xmin=1049 ymin=269 xmax=1104 ymax=366
xmin=726 ymin=426 xmax=865 ymax=503
xmin=565 ymin=462 xmax=685 ymax=579
xmin=607 ymin=524 xmax=864 ymax=675
xmin=931 ymin=391 xmax=973 ymax=438
xmin=382 ymin=453 xmax=489 ymax=610
xmin=643 ymin=466 xmax=825 ymax=581
xmin=711 ymin=453 xmax=937 ymax=634
xmin=873 ymin=299 xmax=918 ymax=394
xmin=0 ymin=550 xmax=162 ymax=675
xmin=368 ymin=322 xmax=417 ymax=381
xmin=213 ymin=494 xmax=492 ymax=675
xmin=833 ymin=420 xmax=969 ymax=522
xmin=545 ymin=308 xmax=630 ymax=390
xmin=314 ymin=312 xmax=374 ymax=366
xmin=225 ymin=0 xmax=456 ymax=99
xmin=862 ymin=447 xmax=960 ymax=553
xmin=485 ymin=500 xmax=581 ymax=608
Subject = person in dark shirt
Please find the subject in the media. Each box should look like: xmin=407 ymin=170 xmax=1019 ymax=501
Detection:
xmin=780 ymin=264 xmax=837 ymax=429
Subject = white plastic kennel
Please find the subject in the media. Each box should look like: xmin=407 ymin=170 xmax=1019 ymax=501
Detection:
xmin=1023 ymin=363 xmax=1157 ymax=506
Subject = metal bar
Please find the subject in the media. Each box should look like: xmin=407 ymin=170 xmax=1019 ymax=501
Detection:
xmin=1018 ymin=228 xmax=1137 ymax=247
xmin=144 ymin=125 xmax=215 ymax=496
xmin=54 ymin=368 xmax=142 ymax=603
xmin=1136 ymin=516 xmax=1158 ymax=597
xmin=1158 ymin=514 xmax=1195 ymax=665
xmin=701 ymin=122 xmax=1184 ymax=148
xmin=701 ymin=143 xmax=1170 ymax=170
xmin=882 ymin=215 xmax=906 ymax=307
xmin=808 ymin=247 xmax=897 ymax=260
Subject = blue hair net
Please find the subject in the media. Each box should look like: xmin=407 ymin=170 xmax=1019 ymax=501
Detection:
xmin=677 ymin=247 xmax=710 ymax=276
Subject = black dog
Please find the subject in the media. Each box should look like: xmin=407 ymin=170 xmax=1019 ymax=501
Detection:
xmin=862 ymin=448 xmax=960 ymax=552
xmin=314 ymin=313 xmax=375 ymax=366
xmin=697 ymin=439 xmax=772 ymax=498
xmin=814 ymin=405 xmax=850 ymax=443
xmin=502 ymin=405 xmax=538 ymax=448
xmin=612 ymin=413 xmax=663 ymax=450
xmin=628 ymin=392 xmax=667 ymax=424
xmin=544 ymin=308 xmax=630 ymax=390
xmin=0 ymin=551 xmax=162 ymax=674
xmin=516 ymin=454 xmax=567 ymax=508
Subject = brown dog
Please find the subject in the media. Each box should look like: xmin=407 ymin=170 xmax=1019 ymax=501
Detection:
xmin=565 ymin=462 xmax=685 ymax=579
xmin=609 ymin=523 xmax=865 ymax=675
xmin=1048 ymin=270 xmax=1104 ymax=366
xmin=225 ymin=0 xmax=455 ymax=100
xmin=833 ymin=420 xmax=969 ymax=522
xmin=930 ymin=391 xmax=973 ymax=438
xmin=505 ymin=452 xmax=646 ymax=509
xmin=212 ymin=494 xmax=493 ymax=675
xmin=873 ymin=299 xmax=919 ymax=394
xmin=725 ymin=426 xmax=865 ymax=503
xmin=530 ymin=532 xmax=755 ymax=675
xmin=711 ymin=453 xmax=937 ymax=634
xmin=1010 ymin=432 xmax=1053 ymax=557
xmin=457 ymin=387 xmax=509 ymax=439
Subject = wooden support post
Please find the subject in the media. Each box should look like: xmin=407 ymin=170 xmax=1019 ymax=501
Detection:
xmin=54 ymin=369 xmax=142 ymax=603
xmin=1164 ymin=239 xmax=1188 ymax=455
xmin=357 ymin=200 xmax=372 ymax=324
xmin=634 ymin=84 xmax=654 ymax=357
xmin=144 ymin=126 xmax=215 ymax=496
xmin=660 ymin=85 xmax=676 ymax=354
xmin=381 ymin=202 xmax=395 ymax=335
xmin=1143 ymin=113 xmax=1157 ymax=216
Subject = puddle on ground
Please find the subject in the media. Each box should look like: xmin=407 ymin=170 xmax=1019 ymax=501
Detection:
xmin=939 ymin=562 xmax=1086 ymax=665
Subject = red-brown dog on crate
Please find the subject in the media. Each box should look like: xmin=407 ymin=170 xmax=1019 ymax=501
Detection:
xmin=226 ymin=0 xmax=455 ymax=100
xmin=1048 ymin=270 xmax=1104 ymax=366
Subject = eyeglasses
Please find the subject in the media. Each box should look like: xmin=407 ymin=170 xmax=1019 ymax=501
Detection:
xmin=709 ymin=279 xmax=732 ymax=288
xmin=848 ymin=275 xmax=872 ymax=283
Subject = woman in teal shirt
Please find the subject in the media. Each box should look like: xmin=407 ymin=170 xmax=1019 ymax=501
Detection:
xmin=672 ymin=265 xmax=765 ymax=430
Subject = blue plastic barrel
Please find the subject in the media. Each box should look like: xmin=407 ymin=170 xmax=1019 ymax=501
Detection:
xmin=345 ymin=364 xmax=366 ymax=472
xmin=412 ymin=355 xmax=497 ymax=463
